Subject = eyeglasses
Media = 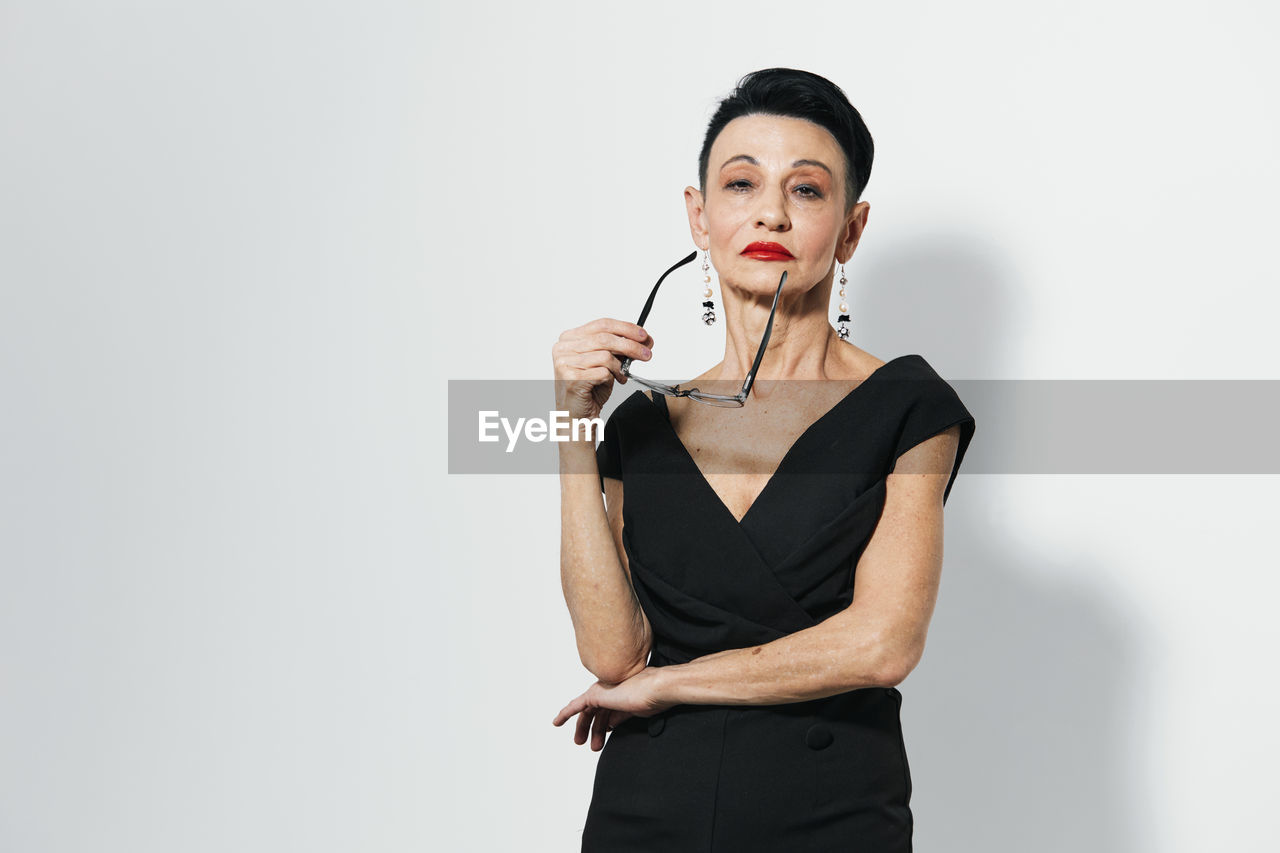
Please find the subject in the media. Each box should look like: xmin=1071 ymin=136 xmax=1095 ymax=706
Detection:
xmin=619 ymin=251 xmax=788 ymax=408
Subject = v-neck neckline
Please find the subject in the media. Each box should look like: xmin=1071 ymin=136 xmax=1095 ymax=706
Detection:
xmin=642 ymin=354 xmax=916 ymax=528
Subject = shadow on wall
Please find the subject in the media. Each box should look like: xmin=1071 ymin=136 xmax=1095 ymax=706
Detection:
xmin=858 ymin=235 xmax=1143 ymax=853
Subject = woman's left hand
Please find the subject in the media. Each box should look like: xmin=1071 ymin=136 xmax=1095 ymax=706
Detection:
xmin=551 ymin=667 xmax=676 ymax=751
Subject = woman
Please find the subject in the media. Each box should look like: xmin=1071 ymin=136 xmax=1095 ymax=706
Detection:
xmin=550 ymin=68 xmax=976 ymax=851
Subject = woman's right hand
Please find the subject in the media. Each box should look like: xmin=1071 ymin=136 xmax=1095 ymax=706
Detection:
xmin=551 ymin=319 xmax=654 ymax=422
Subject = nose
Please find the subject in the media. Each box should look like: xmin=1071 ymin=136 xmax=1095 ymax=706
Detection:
xmin=754 ymin=184 xmax=791 ymax=231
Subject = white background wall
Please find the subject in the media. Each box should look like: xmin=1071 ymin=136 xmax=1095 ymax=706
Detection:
xmin=2 ymin=1 xmax=1277 ymax=851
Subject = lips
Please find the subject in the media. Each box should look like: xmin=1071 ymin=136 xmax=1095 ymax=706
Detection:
xmin=741 ymin=241 xmax=794 ymax=260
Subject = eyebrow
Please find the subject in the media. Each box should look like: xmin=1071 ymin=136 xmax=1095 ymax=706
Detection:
xmin=719 ymin=154 xmax=833 ymax=177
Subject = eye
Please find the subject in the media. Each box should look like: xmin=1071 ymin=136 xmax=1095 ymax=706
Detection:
xmin=725 ymin=179 xmax=753 ymax=192
xmin=794 ymin=184 xmax=823 ymax=199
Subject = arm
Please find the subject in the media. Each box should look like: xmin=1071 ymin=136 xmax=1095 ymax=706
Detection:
xmin=559 ymin=437 xmax=653 ymax=684
xmin=655 ymin=425 xmax=961 ymax=706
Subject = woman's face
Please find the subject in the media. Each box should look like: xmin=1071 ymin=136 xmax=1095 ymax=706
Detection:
xmin=685 ymin=113 xmax=868 ymax=300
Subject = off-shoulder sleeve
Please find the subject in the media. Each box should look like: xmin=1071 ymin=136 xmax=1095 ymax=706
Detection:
xmin=890 ymin=372 xmax=976 ymax=505
xmin=595 ymin=409 xmax=623 ymax=492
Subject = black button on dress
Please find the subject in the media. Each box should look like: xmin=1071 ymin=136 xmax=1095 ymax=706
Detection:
xmin=581 ymin=353 xmax=976 ymax=853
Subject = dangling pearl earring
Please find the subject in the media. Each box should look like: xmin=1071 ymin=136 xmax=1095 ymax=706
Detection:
xmin=700 ymin=250 xmax=717 ymax=325
xmin=836 ymin=262 xmax=850 ymax=341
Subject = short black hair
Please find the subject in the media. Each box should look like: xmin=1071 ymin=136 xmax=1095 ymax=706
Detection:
xmin=698 ymin=68 xmax=874 ymax=213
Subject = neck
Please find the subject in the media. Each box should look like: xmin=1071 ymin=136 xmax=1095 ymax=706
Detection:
xmin=714 ymin=280 xmax=846 ymax=383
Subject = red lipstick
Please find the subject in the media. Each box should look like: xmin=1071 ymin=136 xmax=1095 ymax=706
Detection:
xmin=740 ymin=241 xmax=795 ymax=261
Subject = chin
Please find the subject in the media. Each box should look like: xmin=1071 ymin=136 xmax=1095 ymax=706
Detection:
xmin=735 ymin=261 xmax=795 ymax=286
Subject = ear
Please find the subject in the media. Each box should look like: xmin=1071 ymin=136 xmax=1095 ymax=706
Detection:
xmin=835 ymin=200 xmax=871 ymax=264
xmin=684 ymin=186 xmax=709 ymax=250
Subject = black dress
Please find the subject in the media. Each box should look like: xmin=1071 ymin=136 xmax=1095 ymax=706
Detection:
xmin=581 ymin=353 xmax=976 ymax=853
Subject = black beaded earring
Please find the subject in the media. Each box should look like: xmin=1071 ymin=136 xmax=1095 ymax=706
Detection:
xmin=835 ymin=262 xmax=850 ymax=341
xmin=700 ymin=250 xmax=716 ymax=325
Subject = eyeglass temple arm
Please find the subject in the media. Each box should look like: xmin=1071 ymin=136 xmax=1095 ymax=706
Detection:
xmin=619 ymin=250 xmax=698 ymax=372
xmin=740 ymin=270 xmax=787 ymax=392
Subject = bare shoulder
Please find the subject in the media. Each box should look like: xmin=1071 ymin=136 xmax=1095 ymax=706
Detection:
xmin=837 ymin=342 xmax=889 ymax=381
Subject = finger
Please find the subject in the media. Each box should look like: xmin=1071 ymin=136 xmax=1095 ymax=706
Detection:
xmin=568 ymin=351 xmax=627 ymax=385
xmin=578 ymin=332 xmax=652 ymax=364
xmin=575 ymin=707 xmax=594 ymax=746
xmin=591 ymin=710 xmax=607 ymax=752
xmin=552 ymin=696 xmax=583 ymax=727
xmin=552 ymin=329 xmax=641 ymax=367
xmin=582 ymin=318 xmax=650 ymax=343
xmin=559 ymin=350 xmax=618 ymax=376
xmin=563 ymin=365 xmax=614 ymax=390
xmin=603 ymin=709 xmax=623 ymax=749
